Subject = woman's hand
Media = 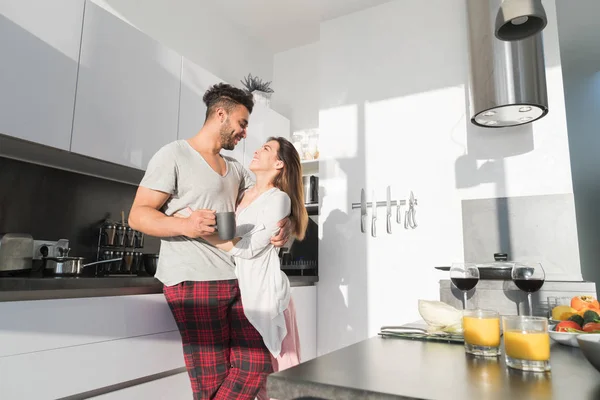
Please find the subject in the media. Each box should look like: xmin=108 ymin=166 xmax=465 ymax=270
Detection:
xmin=271 ymin=217 xmax=293 ymax=247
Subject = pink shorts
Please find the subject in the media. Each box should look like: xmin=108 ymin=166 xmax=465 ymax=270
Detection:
xmin=257 ymin=297 xmax=301 ymax=400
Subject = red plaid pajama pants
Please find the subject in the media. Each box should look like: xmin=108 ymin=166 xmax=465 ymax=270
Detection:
xmin=164 ymin=279 xmax=273 ymax=400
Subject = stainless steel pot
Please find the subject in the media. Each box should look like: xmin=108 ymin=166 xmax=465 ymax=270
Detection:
xmin=435 ymin=253 xmax=516 ymax=280
xmin=43 ymin=257 xmax=121 ymax=276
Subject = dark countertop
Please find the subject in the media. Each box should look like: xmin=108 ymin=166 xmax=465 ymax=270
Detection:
xmin=268 ymin=336 xmax=600 ymax=400
xmin=0 ymin=275 xmax=318 ymax=302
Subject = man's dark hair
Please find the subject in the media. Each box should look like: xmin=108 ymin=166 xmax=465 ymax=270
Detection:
xmin=203 ymin=83 xmax=254 ymax=120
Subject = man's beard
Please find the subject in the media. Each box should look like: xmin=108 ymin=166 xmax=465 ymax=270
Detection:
xmin=219 ymin=123 xmax=238 ymax=151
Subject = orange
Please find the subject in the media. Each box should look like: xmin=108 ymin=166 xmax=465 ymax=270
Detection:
xmin=571 ymin=296 xmax=600 ymax=311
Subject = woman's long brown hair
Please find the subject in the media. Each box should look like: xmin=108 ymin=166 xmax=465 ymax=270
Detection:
xmin=269 ymin=136 xmax=309 ymax=240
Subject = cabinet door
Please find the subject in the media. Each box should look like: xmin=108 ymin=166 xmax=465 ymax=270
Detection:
xmin=291 ymin=286 xmax=317 ymax=361
xmin=268 ymin=107 xmax=291 ymax=141
xmin=70 ymin=1 xmax=181 ymax=170
xmin=178 ymin=58 xmax=244 ymax=163
xmin=91 ymin=372 xmax=192 ymax=400
xmin=0 ymin=0 xmax=85 ymax=150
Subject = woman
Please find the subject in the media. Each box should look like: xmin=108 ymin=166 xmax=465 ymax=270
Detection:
xmin=202 ymin=136 xmax=309 ymax=399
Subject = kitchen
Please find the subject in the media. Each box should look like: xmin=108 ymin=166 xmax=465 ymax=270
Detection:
xmin=1 ymin=0 xmax=600 ymax=399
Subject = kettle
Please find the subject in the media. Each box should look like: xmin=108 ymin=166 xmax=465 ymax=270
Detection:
xmin=302 ymin=175 xmax=319 ymax=204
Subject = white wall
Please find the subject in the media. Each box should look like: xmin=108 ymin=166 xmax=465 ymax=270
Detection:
xmin=556 ymin=0 xmax=600 ymax=295
xmin=272 ymin=42 xmax=320 ymax=132
xmin=316 ymin=0 xmax=576 ymax=356
xmin=95 ymin=0 xmax=273 ymax=85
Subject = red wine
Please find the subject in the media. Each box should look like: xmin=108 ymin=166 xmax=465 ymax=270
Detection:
xmin=451 ymin=277 xmax=479 ymax=291
xmin=514 ymin=279 xmax=544 ymax=293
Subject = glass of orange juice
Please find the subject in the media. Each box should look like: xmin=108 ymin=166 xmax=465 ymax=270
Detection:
xmin=462 ymin=309 xmax=501 ymax=357
xmin=502 ymin=316 xmax=551 ymax=372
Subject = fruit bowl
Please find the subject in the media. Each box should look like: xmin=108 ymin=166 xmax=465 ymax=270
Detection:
xmin=577 ymin=334 xmax=600 ymax=373
xmin=549 ymin=325 xmax=580 ymax=347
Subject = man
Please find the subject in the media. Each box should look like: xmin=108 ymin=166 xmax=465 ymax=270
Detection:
xmin=129 ymin=83 xmax=291 ymax=400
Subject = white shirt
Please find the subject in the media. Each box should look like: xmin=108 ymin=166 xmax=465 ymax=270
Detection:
xmin=226 ymin=187 xmax=291 ymax=357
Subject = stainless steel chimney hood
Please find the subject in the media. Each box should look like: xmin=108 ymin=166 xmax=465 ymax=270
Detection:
xmin=495 ymin=0 xmax=547 ymax=41
xmin=466 ymin=0 xmax=549 ymax=128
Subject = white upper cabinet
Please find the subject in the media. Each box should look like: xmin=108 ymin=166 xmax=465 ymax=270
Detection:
xmin=268 ymin=107 xmax=292 ymax=141
xmin=244 ymin=102 xmax=267 ymax=172
xmin=244 ymin=102 xmax=291 ymax=171
xmin=0 ymin=0 xmax=85 ymax=150
xmin=178 ymin=57 xmax=244 ymax=163
xmin=70 ymin=1 xmax=181 ymax=170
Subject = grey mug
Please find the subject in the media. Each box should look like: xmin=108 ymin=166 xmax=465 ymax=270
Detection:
xmin=216 ymin=212 xmax=236 ymax=241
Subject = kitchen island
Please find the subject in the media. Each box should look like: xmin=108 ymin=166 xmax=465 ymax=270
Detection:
xmin=268 ymin=336 xmax=600 ymax=400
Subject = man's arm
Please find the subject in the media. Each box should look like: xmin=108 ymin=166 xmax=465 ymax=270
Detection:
xmin=271 ymin=217 xmax=293 ymax=248
xmin=129 ymin=186 xmax=216 ymax=238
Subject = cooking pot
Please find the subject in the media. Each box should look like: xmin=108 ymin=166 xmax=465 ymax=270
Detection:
xmin=42 ymin=256 xmax=122 ymax=276
xmin=435 ymin=253 xmax=516 ymax=280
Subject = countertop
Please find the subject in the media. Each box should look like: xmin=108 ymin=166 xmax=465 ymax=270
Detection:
xmin=0 ymin=275 xmax=318 ymax=302
xmin=268 ymin=336 xmax=600 ymax=400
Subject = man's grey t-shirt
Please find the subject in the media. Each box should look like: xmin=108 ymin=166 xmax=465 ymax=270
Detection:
xmin=139 ymin=140 xmax=254 ymax=286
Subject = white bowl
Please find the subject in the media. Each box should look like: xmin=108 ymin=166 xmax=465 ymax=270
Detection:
xmin=577 ymin=334 xmax=600 ymax=373
xmin=548 ymin=325 xmax=580 ymax=347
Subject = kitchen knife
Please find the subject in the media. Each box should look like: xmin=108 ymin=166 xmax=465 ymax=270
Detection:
xmin=371 ymin=190 xmax=377 ymax=237
xmin=408 ymin=190 xmax=418 ymax=229
xmin=396 ymin=195 xmax=402 ymax=224
xmin=386 ymin=186 xmax=392 ymax=234
xmin=360 ymin=189 xmax=367 ymax=233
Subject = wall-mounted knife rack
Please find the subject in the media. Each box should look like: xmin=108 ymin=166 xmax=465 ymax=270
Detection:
xmin=353 ymin=189 xmax=419 ymax=235
xmin=351 ymin=200 xmax=412 ymax=209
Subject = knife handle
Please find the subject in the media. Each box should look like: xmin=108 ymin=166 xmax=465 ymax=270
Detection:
xmin=371 ymin=217 xmax=377 ymax=237
xmin=361 ymin=214 xmax=366 ymax=233
xmin=396 ymin=206 xmax=402 ymax=224
xmin=387 ymin=214 xmax=392 ymax=234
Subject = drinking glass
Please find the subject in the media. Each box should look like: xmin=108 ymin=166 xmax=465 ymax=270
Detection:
xmin=512 ymin=262 xmax=545 ymax=316
xmin=450 ymin=263 xmax=480 ymax=309
xmin=502 ymin=316 xmax=551 ymax=372
xmin=547 ymin=296 xmax=571 ymax=320
xmin=462 ymin=309 xmax=501 ymax=357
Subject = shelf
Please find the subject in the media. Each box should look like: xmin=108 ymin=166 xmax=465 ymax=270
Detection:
xmin=301 ymin=159 xmax=319 ymax=175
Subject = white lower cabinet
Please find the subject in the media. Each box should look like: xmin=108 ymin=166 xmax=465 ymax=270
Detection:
xmin=291 ymin=285 xmax=317 ymax=361
xmin=90 ymin=372 xmax=192 ymax=400
xmin=0 ymin=295 xmax=185 ymax=400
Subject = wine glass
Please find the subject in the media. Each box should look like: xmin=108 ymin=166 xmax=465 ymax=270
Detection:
xmin=450 ymin=263 xmax=480 ymax=309
xmin=511 ymin=262 xmax=545 ymax=316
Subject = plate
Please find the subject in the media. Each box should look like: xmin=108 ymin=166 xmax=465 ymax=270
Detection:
xmin=549 ymin=325 xmax=580 ymax=347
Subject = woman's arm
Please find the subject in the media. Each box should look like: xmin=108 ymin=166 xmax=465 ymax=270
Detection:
xmin=213 ymin=192 xmax=291 ymax=260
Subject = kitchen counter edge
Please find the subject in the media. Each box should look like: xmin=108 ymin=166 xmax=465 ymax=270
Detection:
xmin=0 ymin=275 xmax=318 ymax=302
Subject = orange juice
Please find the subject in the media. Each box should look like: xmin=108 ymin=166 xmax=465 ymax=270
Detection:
xmin=504 ymin=330 xmax=550 ymax=361
xmin=463 ymin=316 xmax=501 ymax=347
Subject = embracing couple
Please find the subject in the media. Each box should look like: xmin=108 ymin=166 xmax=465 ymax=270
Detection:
xmin=129 ymin=83 xmax=308 ymax=400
